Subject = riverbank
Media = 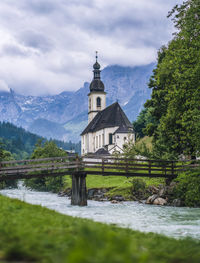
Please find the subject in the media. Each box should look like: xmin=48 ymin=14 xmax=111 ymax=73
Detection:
xmin=61 ymin=174 xmax=167 ymax=202
xmin=60 ymin=181 xmax=176 ymax=204
xmin=23 ymin=167 xmax=200 ymax=207
xmin=0 ymin=195 xmax=200 ymax=263
xmin=60 ymin=169 xmax=200 ymax=207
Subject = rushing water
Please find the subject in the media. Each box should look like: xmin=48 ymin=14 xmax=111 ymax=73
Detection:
xmin=1 ymin=183 xmax=200 ymax=240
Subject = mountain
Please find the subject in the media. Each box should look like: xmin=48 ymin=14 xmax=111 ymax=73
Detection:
xmin=0 ymin=122 xmax=81 ymax=159
xmin=0 ymin=63 xmax=155 ymax=142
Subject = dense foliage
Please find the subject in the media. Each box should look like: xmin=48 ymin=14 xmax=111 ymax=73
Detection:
xmin=134 ymin=0 xmax=200 ymax=160
xmin=173 ymin=168 xmax=200 ymax=207
xmin=0 ymin=141 xmax=12 ymax=162
xmin=133 ymin=108 xmax=157 ymax=139
xmin=24 ymin=141 xmax=69 ymax=192
xmin=0 ymin=122 xmax=81 ymax=159
xmin=0 ymin=141 xmax=17 ymax=189
xmin=1 ymin=196 xmax=200 ymax=263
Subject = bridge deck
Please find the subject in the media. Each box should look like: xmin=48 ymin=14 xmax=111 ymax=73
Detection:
xmin=0 ymin=156 xmax=199 ymax=182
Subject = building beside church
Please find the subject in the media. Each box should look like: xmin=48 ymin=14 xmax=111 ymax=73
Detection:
xmin=81 ymin=55 xmax=135 ymax=156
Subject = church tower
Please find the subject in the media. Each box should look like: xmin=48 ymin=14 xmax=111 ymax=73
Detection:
xmin=88 ymin=52 xmax=106 ymax=123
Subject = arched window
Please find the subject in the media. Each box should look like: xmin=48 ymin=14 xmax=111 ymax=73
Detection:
xmin=96 ymin=97 xmax=101 ymax=108
xmin=89 ymin=98 xmax=91 ymax=110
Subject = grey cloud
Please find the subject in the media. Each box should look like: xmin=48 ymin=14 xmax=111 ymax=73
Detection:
xmin=19 ymin=31 xmax=54 ymax=52
xmin=0 ymin=0 xmax=183 ymax=95
xmin=1 ymin=44 xmax=27 ymax=57
xmin=23 ymin=0 xmax=58 ymax=15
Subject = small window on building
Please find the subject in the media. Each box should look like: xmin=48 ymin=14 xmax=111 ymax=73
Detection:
xmin=99 ymin=135 xmax=101 ymax=147
xmin=96 ymin=136 xmax=98 ymax=148
xmin=89 ymin=98 xmax=91 ymax=110
xmin=96 ymin=97 xmax=101 ymax=108
xmin=117 ymin=135 xmax=119 ymax=139
xmin=109 ymin=133 xmax=113 ymax=144
xmin=102 ymin=134 xmax=104 ymax=146
xmin=124 ymin=137 xmax=127 ymax=141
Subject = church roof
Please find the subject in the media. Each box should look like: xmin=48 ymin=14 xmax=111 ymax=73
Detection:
xmin=81 ymin=102 xmax=133 ymax=135
xmin=89 ymin=52 xmax=105 ymax=92
xmin=89 ymin=79 xmax=105 ymax=92
xmin=95 ymin=148 xmax=110 ymax=155
xmin=114 ymin=126 xmax=131 ymax=134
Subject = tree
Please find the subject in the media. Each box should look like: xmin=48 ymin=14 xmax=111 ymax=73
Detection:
xmin=144 ymin=0 xmax=200 ymax=159
xmin=133 ymin=107 xmax=158 ymax=139
xmin=0 ymin=140 xmax=13 ymax=162
xmin=0 ymin=140 xmax=16 ymax=189
xmin=24 ymin=141 xmax=68 ymax=192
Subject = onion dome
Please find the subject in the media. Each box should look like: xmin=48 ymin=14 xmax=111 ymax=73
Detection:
xmin=89 ymin=51 xmax=105 ymax=92
xmin=93 ymin=61 xmax=100 ymax=70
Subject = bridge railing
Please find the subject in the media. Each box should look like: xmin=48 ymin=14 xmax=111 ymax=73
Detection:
xmin=0 ymin=156 xmax=79 ymax=177
xmin=0 ymin=155 xmax=199 ymax=181
xmin=82 ymin=155 xmax=200 ymax=178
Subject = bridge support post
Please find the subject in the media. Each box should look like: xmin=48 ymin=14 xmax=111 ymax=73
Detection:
xmin=71 ymin=172 xmax=87 ymax=206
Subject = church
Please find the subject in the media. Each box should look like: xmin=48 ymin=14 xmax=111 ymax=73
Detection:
xmin=81 ymin=54 xmax=135 ymax=156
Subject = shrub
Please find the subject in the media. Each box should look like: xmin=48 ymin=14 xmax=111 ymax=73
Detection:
xmin=174 ymin=169 xmax=200 ymax=207
xmin=131 ymin=178 xmax=147 ymax=199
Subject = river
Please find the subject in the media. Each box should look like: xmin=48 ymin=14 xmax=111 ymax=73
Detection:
xmin=1 ymin=183 xmax=200 ymax=240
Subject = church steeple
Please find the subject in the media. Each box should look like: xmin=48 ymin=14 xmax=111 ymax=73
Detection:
xmin=88 ymin=52 xmax=106 ymax=123
xmin=93 ymin=51 xmax=101 ymax=79
xmin=89 ymin=52 xmax=105 ymax=92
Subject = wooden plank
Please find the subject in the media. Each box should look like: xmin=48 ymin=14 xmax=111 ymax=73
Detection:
xmin=0 ymin=161 xmax=77 ymax=171
xmin=0 ymin=165 xmax=78 ymax=175
xmin=0 ymin=171 xmax=76 ymax=182
xmin=84 ymin=155 xmax=174 ymax=163
xmin=82 ymin=161 xmax=174 ymax=169
xmin=83 ymin=165 xmax=174 ymax=173
xmin=71 ymin=173 xmax=87 ymax=206
xmin=0 ymin=156 xmax=74 ymax=165
xmin=85 ymin=170 xmax=177 ymax=177
xmin=175 ymin=164 xmax=200 ymax=168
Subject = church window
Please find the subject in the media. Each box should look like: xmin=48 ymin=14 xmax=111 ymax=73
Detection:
xmin=96 ymin=97 xmax=101 ymax=108
xmin=96 ymin=136 xmax=98 ymax=148
xmin=109 ymin=133 xmax=113 ymax=144
xmin=89 ymin=98 xmax=91 ymax=110
xmin=102 ymin=134 xmax=104 ymax=146
xmin=124 ymin=137 xmax=127 ymax=141
xmin=99 ymin=135 xmax=101 ymax=147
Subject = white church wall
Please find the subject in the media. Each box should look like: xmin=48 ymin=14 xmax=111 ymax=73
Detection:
xmin=81 ymin=129 xmax=135 ymax=155
xmin=114 ymin=132 xmax=135 ymax=152
xmin=103 ymin=127 xmax=119 ymax=145
xmin=88 ymin=92 xmax=106 ymax=123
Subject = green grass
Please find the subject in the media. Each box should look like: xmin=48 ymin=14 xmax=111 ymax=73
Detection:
xmin=63 ymin=174 xmax=165 ymax=200
xmin=136 ymin=136 xmax=153 ymax=150
xmin=64 ymin=173 xmax=165 ymax=189
xmin=0 ymin=195 xmax=200 ymax=263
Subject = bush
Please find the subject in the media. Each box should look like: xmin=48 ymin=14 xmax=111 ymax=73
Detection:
xmin=131 ymin=178 xmax=147 ymax=199
xmin=173 ymin=169 xmax=200 ymax=207
xmin=24 ymin=141 xmax=68 ymax=192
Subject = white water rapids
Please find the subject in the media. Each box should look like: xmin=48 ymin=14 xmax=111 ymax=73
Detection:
xmin=1 ymin=182 xmax=200 ymax=240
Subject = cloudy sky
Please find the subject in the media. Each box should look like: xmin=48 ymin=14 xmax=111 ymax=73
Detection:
xmin=0 ymin=0 xmax=182 ymax=95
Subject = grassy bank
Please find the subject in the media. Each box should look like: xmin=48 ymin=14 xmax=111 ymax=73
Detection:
xmin=0 ymin=195 xmax=200 ymax=263
xmin=63 ymin=174 xmax=165 ymax=199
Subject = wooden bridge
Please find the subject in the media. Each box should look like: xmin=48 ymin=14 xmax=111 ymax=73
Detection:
xmin=0 ymin=155 xmax=199 ymax=206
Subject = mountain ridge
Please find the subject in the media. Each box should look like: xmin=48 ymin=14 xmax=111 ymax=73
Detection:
xmin=0 ymin=63 xmax=155 ymax=142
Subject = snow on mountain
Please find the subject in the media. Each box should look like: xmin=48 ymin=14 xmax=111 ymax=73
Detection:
xmin=0 ymin=63 xmax=155 ymax=142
